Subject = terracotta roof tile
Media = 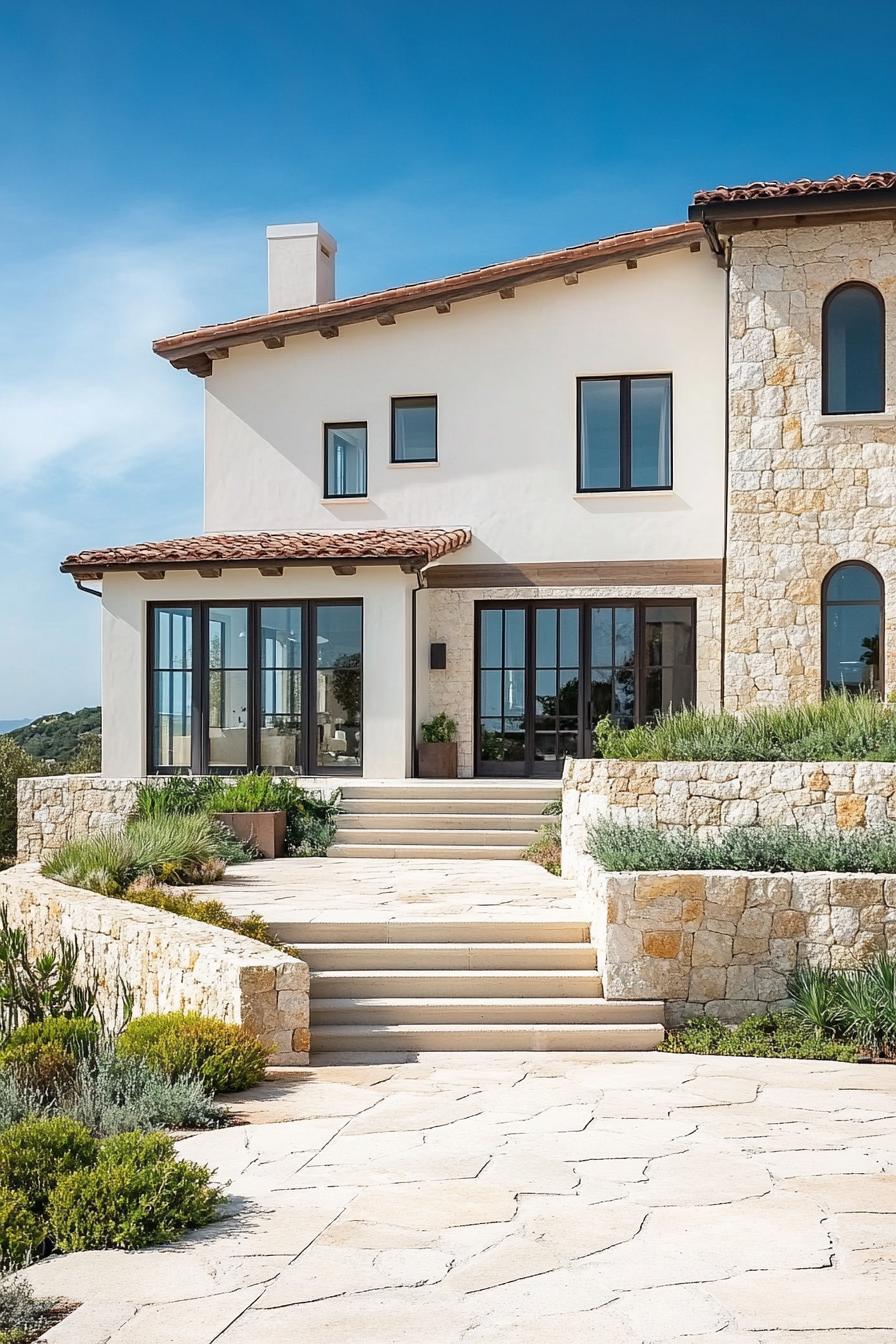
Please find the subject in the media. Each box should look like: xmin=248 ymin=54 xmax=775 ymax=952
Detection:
xmin=153 ymin=222 xmax=702 ymax=372
xmin=692 ymin=172 xmax=896 ymax=205
xmin=62 ymin=527 xmax=472 ymax=576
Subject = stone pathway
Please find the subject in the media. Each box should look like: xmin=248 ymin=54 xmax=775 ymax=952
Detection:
xmin=213 ymin=857 xmax=581 ymax=923
xmin=26 ymin=1052 xmax=896 ymax=1342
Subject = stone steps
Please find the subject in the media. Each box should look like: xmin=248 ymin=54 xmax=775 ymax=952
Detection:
xmin=312 ymin=996 xmax=664 ymax=1025
xmin=310 ymin=1022 xmax=665 ymax=1052
xmin=327 ymin=842 xmax=536 ymax=860
xmin=298 ymin=942 xmax=597 ymax=971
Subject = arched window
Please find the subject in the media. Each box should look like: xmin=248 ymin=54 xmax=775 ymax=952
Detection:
xmin=822 ymin=283 xmax=885 ymax=414
xmin=822 ymin=562 xmax=884 ymax=695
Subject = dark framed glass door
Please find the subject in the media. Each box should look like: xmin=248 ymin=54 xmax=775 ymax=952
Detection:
xmin=148 ymin=599 xmax=362 ymax=776
xmin=475 ymin=599 xmax=695 ymax=776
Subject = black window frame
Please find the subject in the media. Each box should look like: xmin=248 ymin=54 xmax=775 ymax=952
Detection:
xmin=577 ymin=373 xmax=673 ymax=494
xmin=147 ymin=598 xmax=363 ymax=776
xmin=323 ymin=421 xmax=368 ymax=499
xmin=821 ymin=282 xmax=886 ymax=416
xmin=473 ymin=597 xmax=695 ymax=776
xmin=390 ymin=396 xmax=438 ymax=464
xmin=821 ymin=561 xmax=885 ymax=697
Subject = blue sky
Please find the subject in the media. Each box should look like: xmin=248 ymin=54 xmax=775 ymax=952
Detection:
xmin=2 ymin=0 xmax=896 ymax=719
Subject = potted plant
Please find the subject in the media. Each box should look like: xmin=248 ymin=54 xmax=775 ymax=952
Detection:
xmin=209 ymin=773 xmax=287 ymax=859
xmin=418 ymin=713 xmax=458 ymax=778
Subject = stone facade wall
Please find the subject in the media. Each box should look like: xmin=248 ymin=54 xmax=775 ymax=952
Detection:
xmin=0 ymin=865 xmax=309 ymax=1064
xmin=17 ymin=776 xmax=141 ymax=863
xmin=590 ymin=865 xmax=895 ymax=1027
xmin=426 ymin=585 xmax=722 ymax=777
xmin=562 ymin=757 xmax=896 ymax=882
xmin=725 ymin=220 xmax=896 ymax=708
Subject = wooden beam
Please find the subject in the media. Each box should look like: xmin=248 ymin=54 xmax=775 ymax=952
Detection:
xmin=138 ymin=569 xmax=166 ymax=580
xmin=263 ymin=336 xmax=285 ymax=350
xmin=197 ymin=566 xmax=222 ymax=578
xmin=332 ymin=563 xmax=357 ymax=576
xmin=320 ymin=325 xmax=340 ymax=339
xmin=498 ymin=286 xmax=515 ymax=299
xmin=626 ymin=259 xmax=638 ymax=270
xmin=563 ymin=272 xmax=579 ymax=285
xmin=435 ymin=302 xmax=451 ymax=314
xmin=258 ymin=565 xmax=284 ymax=576
xmin=171 ymin=353 xmax=213 ymax=378
xmin=689 ymin=240 xmax=701 ymax=253
xmin=376 ymin=313 xmax=396 ymax=326
xmin=207 ymin=347 xmax=229 ymax=360
xmin=425 ymin=559 xmax=724 ymax=589
xmin=399 ymin=561 xmax=420 ymax=574
xmin=77 ymin=571 xmax=103 ymax=582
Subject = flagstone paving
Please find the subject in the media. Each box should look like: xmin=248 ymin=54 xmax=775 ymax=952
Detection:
xmin=26 ymin=1052 xmax=896 ymax=1342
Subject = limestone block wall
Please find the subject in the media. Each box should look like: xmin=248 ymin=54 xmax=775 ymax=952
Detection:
xmin=426 ymin=584 xmax=722 ymax=777
xmin=562 ymin=757 xmax=896 ymax=882
xmin=590 ymin=865 xmax=895 ymax=1027
xmin=0 ymin=865 xmax=309 ymax=1064
xmin=725 ymin=220 xmax=896 ymax=708
xmin=17 ymin=776 xmax=141 ymax=863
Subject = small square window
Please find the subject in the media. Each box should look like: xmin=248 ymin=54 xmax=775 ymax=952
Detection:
xmin=324 ymin=423 xmax=367 ymax=498
xmin=392 ymin=396 xmax=437 ymax=462
xmin=578 ymin=375 xmax=671 ymax=492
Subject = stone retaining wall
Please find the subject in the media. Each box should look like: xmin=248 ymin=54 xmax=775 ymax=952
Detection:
xmin=588 ymin=864 xmax=895 ymax=1026
xmin=562 ymin=757 xmax=896 ymax=881
xmin=0 ymin=865 xmax=309 ymax=1065
xmin=17 ymin=776 xmax=142 ymax=863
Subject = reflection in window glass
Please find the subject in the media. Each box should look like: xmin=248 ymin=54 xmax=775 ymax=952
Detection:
xmin=315 ymin=604 xmax=362 ymax=768
xmin=325 ymin=425 xmax=367 ymax=497
xmin=392 ymin=397 xmax=437 ymax=461
xmin=631 ymin=378 xmax=671 ymax=487
xmin=643 ymin=605 xmax=695 ymax=720
xmin=260 ymin=606 xmax=303 ymax=774
xmin=824 ymin=285 xmax=884 ymax=414
xmin=208 ymin=607 xmax=249 ymax=770
xmin=823 ymin=563 xmax=883 ymax=695
xmin=579 ymin=379 xmax=621 ymax=490
xmin=152 ymin=607 xmax=192 ymax=771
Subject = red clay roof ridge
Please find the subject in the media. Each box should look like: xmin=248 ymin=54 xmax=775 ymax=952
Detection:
xmin=693 ymin=172 xmax=896 ymax=205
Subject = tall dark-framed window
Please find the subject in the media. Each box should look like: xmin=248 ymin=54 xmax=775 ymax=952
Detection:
xmin=578 ymin=374 xmax=672 ymax=492
xmin=822 ymin=283 xmax=885 ymax=414
xmin=324 ymin=423 xmax=367 ymax=498
xmin=392 ymin=396 xmax=437 ymax=462
xmin=822 ymin=562 xmax=883 ymax=696
xmin=148 ymin=599 xmax=362 ymax=775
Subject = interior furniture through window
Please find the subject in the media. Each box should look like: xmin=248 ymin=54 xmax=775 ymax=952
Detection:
xmin=822 ymin=562 xmax=883 ymax=695
xmin=148 ymin=600 xmax=362 ymax=774
xmin=822 ymin=283 xmax=885 ymax=415
xmin=392 ymin=396 xmax=437 ymax=462
xmin=578 ymin=374 xmax=672 ymax=492
xmin=324 ymin=423 xmax=367 ymax=498
xmin=476 ymin=599 xmax=694 ymax=775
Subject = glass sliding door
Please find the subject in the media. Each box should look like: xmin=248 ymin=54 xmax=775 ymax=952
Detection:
xmin=589 ymin=605 xmax=636 ymax=729
xmin=207 ymin=606 xmax=249 ymax=772
xmin=260 ymin=606 xmax=303 ymax=773
xmin=313 ymin=603 xmax=362 ymax=770
xmin=533 ymin=606 xmax=581 ymax=774
xmin=150 ymin=606 xmax=194 ymax=772
xmin=643 ymin=605 xmax=695 ymax=718
xmin=478 ymin=606 xmax=527 ymax=774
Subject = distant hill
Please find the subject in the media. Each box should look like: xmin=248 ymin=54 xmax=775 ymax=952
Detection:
xmin=7 ymin=707 xmax=101 ymax=765
xmin=0 ymin=720 xmax=29 ymax=735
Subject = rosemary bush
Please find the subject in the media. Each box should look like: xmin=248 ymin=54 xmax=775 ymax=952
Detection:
xmin=588 ymin=820 xmax=896 ymax=873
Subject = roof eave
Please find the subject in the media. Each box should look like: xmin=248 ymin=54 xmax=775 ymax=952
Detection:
xmin=152 ymin=224 xmax=703 ymax=371
xmin=61 ymin=553 xmax=448 ymax=579
xmin=689 ymin=187 xmax=896 ymax=226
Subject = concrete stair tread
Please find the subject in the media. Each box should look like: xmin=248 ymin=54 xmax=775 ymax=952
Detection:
xmin=276 ymin=918 xmax=589 ymax=943
xmin=298 ymin=942 xmax=596 ymax=970
xmin=310 ymin=969 xmax=605 ymax=998
xmin=310 ymin=1022 xmax=665 ymax=1051
xmin=337 ymin=814 xmax=544 ymax=831
xmin=343 ymin=799 xmax=552 ymax=815
xmin=312 ymin=996 xmax=664 ymax=1025
xmin=327 ymin=844 xmax=532 ymax=860
xmin=331 ymin=828 xmax=540 ymax=841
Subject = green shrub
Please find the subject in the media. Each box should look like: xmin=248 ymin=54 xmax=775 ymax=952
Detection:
xmin=0 ymin=1185 xmax=45 ymax=1272
xmin=420 ymin=713 xmax=457 ymax=744
xmin=3 ymin=1016 xmax=100 ymax=1059
xmin=786 ymin=965 xmax=842 ymax=1039
xmin=0 ymin=1044 xmax=75 ymax=1102
xmin=789 ymin=955 xmax=896 ymax=1057
xmin=134 ymin=774 xmax=341 ymax=858
xmin=0 ymin=738 xmax=46 ymax=865
xmin=48 ymin=1130 xmax=221 ymax=1252
xmin=0 ymin=1117 xmax=96 ymax=1218
xmin=117 ymin=1012 xmax=268 ymax=1093
xmin=66 ymin=1050 xmax=226 ymax=1134
xmin=659 ymin=1012 xmax=859 ymax=1061
xmin=594 ymin=692 xmax=896 ymax=762
xmin=0 ymin=910 xmax=105 ymax=1033
xmin=587 ymin=820 xmax=896 ymax=874
xmin=42 ymin=813 xmax=226 ymax=895
xmin=523 ymin=819 xmax=562 ymax=876
xmin=119 ymin=885 xmax=291 ymax=954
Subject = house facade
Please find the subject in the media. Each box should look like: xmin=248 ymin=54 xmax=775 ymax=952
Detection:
xmin=62 ymin=173 xmax=896 ymax=780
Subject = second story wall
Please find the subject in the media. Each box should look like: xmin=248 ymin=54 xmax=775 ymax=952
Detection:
xmin=203 ymin=245 xmax=726 ymax=565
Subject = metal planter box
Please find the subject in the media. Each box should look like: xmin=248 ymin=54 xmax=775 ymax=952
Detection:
xmin=418 ymin=742 xmax=458 ymax=779
xmin=214 ymin=809 xmax=287 ymax=859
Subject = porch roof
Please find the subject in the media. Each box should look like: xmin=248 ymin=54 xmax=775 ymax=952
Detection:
xmin=61 ymin=526 xmax=473 ymax=580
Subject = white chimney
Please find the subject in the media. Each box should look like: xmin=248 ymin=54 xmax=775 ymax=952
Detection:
xmin=266 ymin=223 xmax=337 ymax=311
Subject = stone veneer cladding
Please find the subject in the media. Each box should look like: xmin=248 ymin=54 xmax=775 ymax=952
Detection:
xmin=0 ymin=865 xmax=310 ymax=1063
xmin=426 ymin=585 xmax=722 ymax=777
xmin=725 ymin=220 xmax=896 ymax=707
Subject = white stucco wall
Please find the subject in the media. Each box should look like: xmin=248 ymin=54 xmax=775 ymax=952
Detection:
xmin=101 ymin=567 xmax=415 ymax=778
xmin=202 ymin=247 xmax=727 ymax=564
